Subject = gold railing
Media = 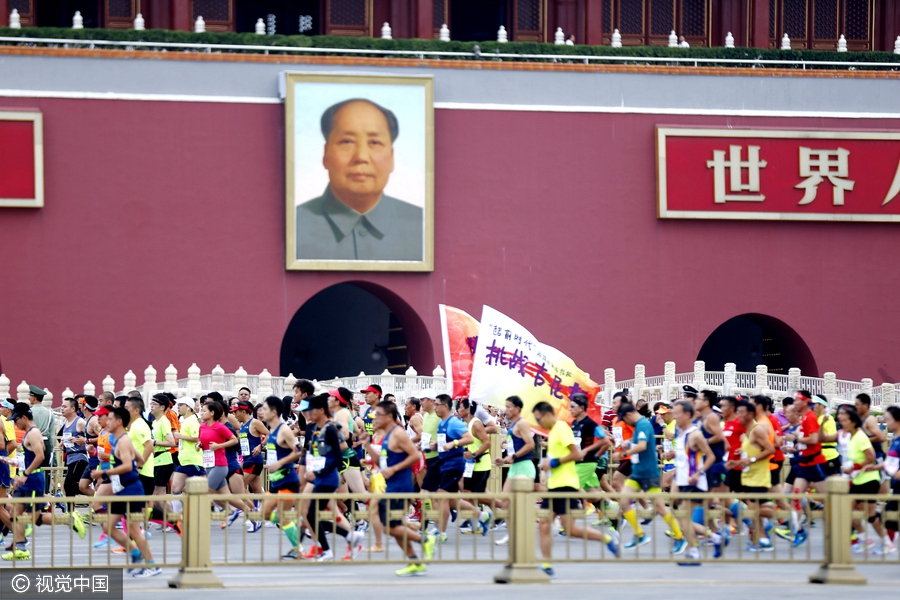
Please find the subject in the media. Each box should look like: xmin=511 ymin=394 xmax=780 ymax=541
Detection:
xmin=5 ymin=475 xmax=896 ymax=587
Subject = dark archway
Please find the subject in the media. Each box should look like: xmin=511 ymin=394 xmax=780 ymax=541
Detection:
xmin=235 ymin=0 xmax=321 ymax=35
xmin=37 ymin=0 xmax=101 ymax=27
xmin=697 ymin=313 xmax=817 ymax=376
xmin=449 ymin=0 xmax=507 ymax=41
xmin=280 ymin=282 xmax=433 ymax=381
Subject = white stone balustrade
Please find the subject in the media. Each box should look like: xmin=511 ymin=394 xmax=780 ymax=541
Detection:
xmin=187 ymin=363 xmax=202 ymax=397
xmin=123 ymin=370 xmax=137 ymax=394
xmin=164 ymin=364 xmax=178 ymax=392
xmin=143 ymin=365 xmax=158 ymax=396
xmin=72 ymin=11 xmax=83 ymax=29
xmin=554 ymin=27 xmax=565 ymax=45
xmin=255 ymin=18 xmax=265 ymax=35
xmin=83 ymin=381 xmax=95 ymax=396
xmin=781 ymin=34 xmax=791 ymax=50
xmin=211 ymin=365 xmax=225 ymax=392
xmin=497 ymin=25 xmax=508 ymax=43
xmin=439 ymin=24 xmax=449 ymax=42
xmin=668 ymin=31 xmax=677 ymax=47
xmin=0 ymin=374 xmax=9 ymax=399
xmin=837 ymin=34 xmax=847 ymax=52
xmin=725 ymin=32 xmax=734 ymax=48
xmin=9 ymin=9 xmax=21 ymax=28
xmin=17 ymin=381 xmax=29 ymax=403
xmin=233 ymin=366 xmax=248 ymax=396
xmin=134 ymin=13 xmax=145 ymax=30
xmin=102 ymin=375 xmax=115 ymax=394
xmin=611 ymin=29 xmax=622 ymax=48
xmin=194 ymin=16 xmax=205 ymax=33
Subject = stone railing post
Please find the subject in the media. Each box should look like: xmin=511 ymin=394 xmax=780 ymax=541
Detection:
xmin=861 ymin=378 xmax=873 ymax=397
xmin=210 ymin=365 xmax=225 ymax=393
xmin=123 ymin=370 xmax=137 ymax=394
xmin=432 ymin=365 xmax=445 ymax=394
xmin=102 ymin=375 xmax=115 ymax=394
xmin=494 ymin=476 xmax=549 ymax=583
xmin=788 ymin=367 xmax=801 ymax=395
xmin=634 ymin=364 xmax=645 ymax=400
xmin=187 ymin=364 xmax=202 ymax=398
xmin=405 ymin=366 xmax=417 ymax=395
xmin=379 ymin=369 xmax=394 ymax=398
xmin=880 ymin=383 xmax=895 ymax=408
xmin=755 ymin=365 xmax=767 ymax=394
xmin=488 ymin=433 xmax=503 ymax=493
xmin=164 ymin=364 xmax=178 ymax=393
xmin=693 ymin=360 xmax=705 ymax=389
xmin=823 ymin=372 xmax=837 ymax=406
xmin=83 ymin=381 xmax=95 ymax=397
xmin=61 ymin=388 xmax=74 ymax=400
xmin=809 ymin=477 xmax=866 ymax=584
xmin=664 ymin=361 xmax=676 ymax=400
xmin=143 ymin=365 xmax=158 ymax=398
xmin=233 ymin=367 xmax=248 ymax=397
xmin=258 ymin=369 xmax=273 ymax=401
xmin=283 ymin=374 xmax=297 ymax=397
xmin=0 ymin=374 xmax=9 ymax=399
xmin=17 ymin=381 xmax=29 ymax=403
xmin=42 ymin=388 xmax=53 ymax=408
xmin=603 ymin=368 xmax=615 ymax=405
xmin=723 ymin=363 xmax=736 ymax=396
xmin=168 ymin=477 xmax=223 ymax=588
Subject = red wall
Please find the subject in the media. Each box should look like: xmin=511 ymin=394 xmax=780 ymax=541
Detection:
xmin=1 ymin=96 xmax=899 ymax=395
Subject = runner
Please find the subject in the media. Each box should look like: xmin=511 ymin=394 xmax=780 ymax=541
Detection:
xmin=836 ymin=404 xmax=886 ymax=554
xmin=655 ymin=404 xmax=677 ymax=491
xmin=430 ymin=395 xmax=491 ymax=539
xmin=359 ymin=385 xmax=382 ymax=438
xmin=880 ymin=405 xmax=899 ymax=551
xmin=730 ymin=399 xmax=775 ymax=552
xmin=404 ymin=398 xmax=425 ymax=489
xmin=616 ymin=402 xmax=686 ymax=554
xmin=77 ymin=396 xmax=101 ymax=497
xmin=812 ymin=395 xmax=840 ymax=476
xmin=303 ymin=394 xmax=363 ymax=561
xmin=233 ymin=400 xmax=267 ymax=532
xmin=171 ymin=395 xmax=205 ymax=515
xmin=254 ymin=396 xmax=306 ymax=558
xmin=458 ymin=398 xmax=492 ymax=500
xmin=59 ymin=397 xmax=88 ymax=499
xmin=856 ymin=393 xmax=888 ymax=495
xmin=533 ymin=401 xmax=618 ymax=577
xmin=417 ymin=390 xmax=441 ymax=531
xmin=213 ymin=397 xmax=250 ymax=529
xmin=329 ymin=388 xmax=368 ymax=503
xmin=360 ymin=400 xmax=436 ymax=576
xmin=493 ymin=396 xmax=537 ymax=545
xmin=773 ymin=399 xmax=802 ymax=542
xmin=90 ymin=406 xmax=159 ymax=577
xmin=197 ymin=401 xmax=244 ymax=520
xmin=569 ymin=393 xmax=611 ymax=510
xmin=0 ymin=403 xmax=16 ymax=538
xmin=148 ymin=394 xmax=180 ymax=534
xmin=125 ymin=397 xmax=155 ymax=499
xmin=670 ymin=400 xmax=717 ymax=562
xmin=783 ymin=390 xmax=828 ymax=547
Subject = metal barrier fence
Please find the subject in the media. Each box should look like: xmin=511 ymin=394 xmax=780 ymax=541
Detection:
xmin=4 ymin=475 xmax=896 ymax=587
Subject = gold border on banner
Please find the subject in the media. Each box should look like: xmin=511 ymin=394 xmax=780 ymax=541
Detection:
xmin=0 ymin=110 xmax=44 ymax=208
xmin=284 ymin=73 xmax=434 ymax=272
xmin=657 ymin=126 xmax=900 ymax=223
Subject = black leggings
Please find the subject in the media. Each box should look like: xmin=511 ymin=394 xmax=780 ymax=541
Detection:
xmin=64 ymin=460 xmax=88 ymax=497
xmin=306 ymin=485 xmax=350 ymax=552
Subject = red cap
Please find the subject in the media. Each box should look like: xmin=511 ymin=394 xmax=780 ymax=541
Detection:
xmin=231 ymin=401 xmax=254 ymax=413
xmin=359 ymin=385 xmax=382 ymax=396
xmin=94 ymin=406 xmax=111 ymax=416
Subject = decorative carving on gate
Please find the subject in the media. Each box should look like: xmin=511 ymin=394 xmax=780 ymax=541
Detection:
xmin=650 ymin=0 xmax=674 ymax=36
xmin=681 ymin=0 xmax=705 ymax=36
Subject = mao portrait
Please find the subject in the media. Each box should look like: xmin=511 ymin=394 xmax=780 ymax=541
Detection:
xmin=285 ymin=74 xmax=434 ymax=272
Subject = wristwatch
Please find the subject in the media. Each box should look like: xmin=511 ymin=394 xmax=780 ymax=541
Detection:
xmin=750 ymin=457 xmax=757 ymax=464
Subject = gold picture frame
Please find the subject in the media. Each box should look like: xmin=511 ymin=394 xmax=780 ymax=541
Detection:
xmin=0 ymin=110 xmax=44 ymax=208
xmin=285 ymin=73 xmax=434 ymax=271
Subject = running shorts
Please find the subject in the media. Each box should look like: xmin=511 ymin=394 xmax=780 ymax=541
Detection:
xmin=624 ymin=476 xmax=661 ymax=493
xmin=0 ymin=462 xmax=9 ymax=488
xmin=784 ymin=464 xmax=798 ymax=487
xmin=662 ymin=464 xmax=675 ymax=473
xmin=243 ymin=462 xmax=264 ymax=477
xmin=438 ymin=469 xmax=463 ymax=493
xmin=540 ymin=486 xmax=580 ymax=515
xmin=226 ymin=468 xmax=241 ymax=482
xmin=111 ymin=481 xmax=145 ymax=515
xmin=742 ymin=486 xmax=768 ymax=495
xmin=616 ymin=460 xmax=632 ymax=478
xmin=139 ymin=474 xmax=155 ymax=496
xmin=378 ymin=498 xmax=407 ymax=528
xmin=677 ymin=485 xmax=704 ymax=494
xmin=575 ymin=462 xmax=600 ymax=490
xmin=154 ymin=463 xmax=175 ymax=488
xmin=207 ymin=466 xmax=229 ymax=491
xmin=727 ymin=469 xmax=744 ymax=493
xmin=13 ymin=488 xmax=46 ymax=513
xmin=271 ymin=480 xmax=301 ymax=494
xmin=769 ymin=461 xmax=784 ymax=487
xmin=705 ymin=462 xmax=728 ymax=489
xmin=849 ymin=480 xmax=880 ymax=496
xmin=596 ymin=456 xmax=608 ymax=474
xmin=825 ymin=457 xmax=842 ymax=477
xmin=465 ymin=469 xmax=490 ymax=494
xmin=421 ymin=457 xmax=442 ymax=492
xmin=508 ymin=460 xmax=536 ymax=480
xmin=175 ymin=464 xmax=206 ymax=478
xmin=411 ymin=453 xmax=426 ymax=476
xmin=794 ymin=463 xmax=828 ymax=484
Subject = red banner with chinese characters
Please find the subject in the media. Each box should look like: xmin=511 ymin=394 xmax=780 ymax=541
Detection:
xmin=439 ymin=304 xmax=480 ymax=399
xmin=0 ymin=112 xmax=43 ymax=208
xmin=657 ymin=127 xmax=900 ymax=222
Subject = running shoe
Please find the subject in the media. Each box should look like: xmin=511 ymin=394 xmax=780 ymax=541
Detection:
xmin=423 ymin=532 xmax=437 ymax=560
xmin=712 ymin=535 xmax=723 ymax=559
xmin=1 ymin=548 xmax=29 ymax=561
xmin=606 ymin=529 xmax=620 ymax=558
xmin=282 ymin=547 xmax=301 ymax=560
xmin=71 ymin=511 xmax=86 ymax=539
xmin=346 ymin=532 xmax=365 ymax=559
xmin=478 ymin=509 xmax=493 ymax=537
xmin=492 ymin=520 xmax=507 ymax=531
xmin=624 ymin=534 xmax=651 ymax=549
xmin=672 ymin=537 xmax=687 ymax=555
xmin=759 ymin=539 xmax=774 ymax=552
xmin=24 ymin=525 xmax=32 ymax=538
xmin=495 ymin=534 xmax=509 ymax=546
xmin=301 ymin=545 xmax=322 ymax=560
xmin=246 ymin=520 xmax=261 ymax=533
xmin=459 ymin=523 xmax=473 ymax=534
xmin=792 ymin=529 xmax=808 ymax=548
xmin=355 ymin=520 xmax=370 ymax=533
xmin=773 ymin=527 xmax=794 ymax=542
xmin=539 ymin=563 xmax=555 ymax=578
xmin=450 ymin=509 xmax=457 ymax=522
xmin=132 ymin=567 xmax=162 ymax=578
xmin=439 ymin=533 xmax=448 ymax=543
xmin=6 ymin=539 xmax=28 ymax=551
xmin=226 ymin=509 xmax=243 ymax=528
xmin=316 ymin=550 xmax=334 ymax=562
xmin=678 ymin=547 xmax=701 ymax=566
xmin=640 ymin=518 xmax=653 ymax=526
xmin=396 ymin=563 xmax=427 ymax=577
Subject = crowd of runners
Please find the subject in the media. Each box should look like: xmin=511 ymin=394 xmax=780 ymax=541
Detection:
xmin=0 ymin=382 xmax=896 ymax=579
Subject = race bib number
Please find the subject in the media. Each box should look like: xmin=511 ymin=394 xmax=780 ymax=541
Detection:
xmin=240 ymin=436 xmax=250 ymax=456
xmin=437 ymin=433 xmax=447 ymax=453
xmin=630 ymin=451 xmax=639 ymax=464
xmin=379 ymin=451 xmax=388 ymax=471
xmin=885 ymin=456 xmax=899 ymax=477
xmin=178 ymin=439 xmax=183 ymax=452
xmin=311 ymin=456 xmax=326 ymax=471
xmin=304 ymin=455 xmax=313 ymax=469
xmin=573 ymin=434 xmax=582 ymax=448
xmin=613 ymin=427 xmax=623 ymax=445
xmin=663 ymin=439 xmax=673 ymax=453
xmin=16 ymin=454 xmax=25 ymax=470
xmin=420 ymin=432 xmax=431 ymax=450
xmin=505 ymin=436 xmax=514 ymax=456
xmin=202 ymin=450 xmax=215 ymax=468
xmin=463 ymin=460 xmax=475 ymax=478
xmin=110 ymin=474 xmax=124 ymax=494
xmin=63 ymin=432 xmax=73 ymax=449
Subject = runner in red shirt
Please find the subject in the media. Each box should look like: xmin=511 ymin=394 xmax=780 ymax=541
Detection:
xmin=720 ymin=397 xmax=745 ymax=494
xmin=782 ymin=390 xmax=827 ymax=547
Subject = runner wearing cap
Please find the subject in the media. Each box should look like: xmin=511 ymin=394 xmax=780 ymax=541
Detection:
xmin=856 ymin=393 xmax=888 ymax=495
xmin=783 ymin=390 xmax=828 ymax=547
xmin=78 ymin=396 xmax=101 ymax=497
xmin=171 ymin=396 xmax=204 ymax=517
xmin=569 ymin=393 xmax=610 ymax=504
xmin=654 ymin=404 xmax=676 ymax=490
xmin=359 ymin=385 xmax=383 ymax=439
xmin=148 ymin=395 xmax=180 ymax=535
xmin=812 ymin=395 xmax=840 ymax=476
xmin=233 ymin=400 xmax=267 ymax=532
xmin=730 ymin=398 xmax=775 ymax=552
xmin=329 ymin=389 xmax=368 ymax=499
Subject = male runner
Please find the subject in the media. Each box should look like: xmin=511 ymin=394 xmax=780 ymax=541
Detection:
xmin=534 ymin=401 xmax=618 ymax=577
xmin=570 ymin=393 xmax=611 ymax=507
xmin=458 ymin=398 xmax=492 ymax=498
xmin=730 ymin=399 xmax=776 ymax=551
xmin=670 ymin=400 xmax=717 ymax=562
xmin=783 ymin=390 xmax=828 ymax=547
xmin=813 ymin=395 xmax=840 ymax=476
xmin=92 ymin=406 xmax=160 ymax=577
xmin=60 ymin=397 xmax=88 ymax=499
xmin=233 ymin=400 xmax=267 ymax=532
xmin=856 ymin=393 xmax=888 ymax=494
xmin=126 ymin=397 xmax=155 ymax=498
xmin=360 ymin=400 xmax=436 ymax=576
xmin=616 ymin=403 xmax=686 ymax=553
xmin=493 ymin=396 xmax=537 ymax=545
xmin=3 ymin=403 xmax=85 ymax=561
xmin=404 ymin=398 xmax=425 ymax=494
xmin=655 ymin=404 xmax=677 ymax=490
